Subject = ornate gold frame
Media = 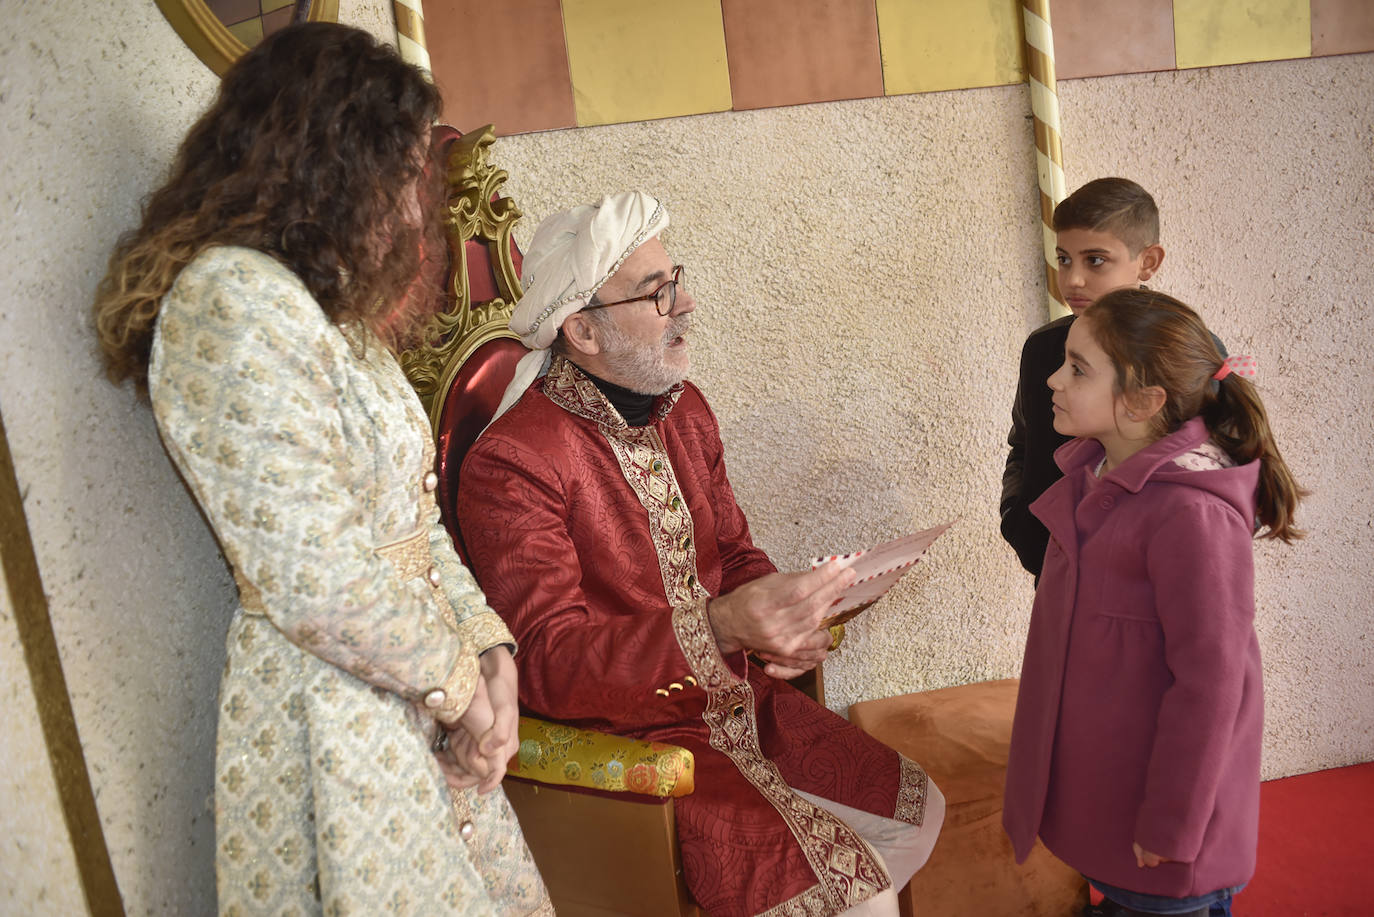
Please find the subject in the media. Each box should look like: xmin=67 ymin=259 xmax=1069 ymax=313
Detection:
xmin=154 ymin=0 xmax=340 ymax=75
xmin=399 ymin=125 xmax=524 ymax=430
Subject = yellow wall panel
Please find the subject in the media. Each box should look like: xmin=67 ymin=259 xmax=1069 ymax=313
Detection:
xmin=562 ymin=0 xmax=733 ymax=126
xmin=876 ymin=0 xmax=1024 ymax=95
xmin=1174 ymin=0 xmax=1311 ymax=69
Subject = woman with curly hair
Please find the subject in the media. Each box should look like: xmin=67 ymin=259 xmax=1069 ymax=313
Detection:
xmin=93 ymin=22 xmax=550 ymax=915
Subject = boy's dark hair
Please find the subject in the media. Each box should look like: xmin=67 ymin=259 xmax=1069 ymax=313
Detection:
xmin=1052 ymin=177 xmax=1159 ymax=255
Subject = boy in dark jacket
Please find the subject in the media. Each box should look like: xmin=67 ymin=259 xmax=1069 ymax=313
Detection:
xmin=1000 ymin=178 xmax=1164 ymax=577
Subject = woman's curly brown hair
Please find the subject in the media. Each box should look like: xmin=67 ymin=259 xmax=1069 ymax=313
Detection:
xmin=93 ymin=22 xmax=446 ymax=391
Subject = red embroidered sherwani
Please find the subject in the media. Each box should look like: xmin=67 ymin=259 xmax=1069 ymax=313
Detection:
xmin=457 ymin=356 xmax=932 ymax=916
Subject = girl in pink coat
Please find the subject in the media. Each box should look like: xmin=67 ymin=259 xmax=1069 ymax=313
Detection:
xmin=1003 ymin=289 xmax=1305 ymax=917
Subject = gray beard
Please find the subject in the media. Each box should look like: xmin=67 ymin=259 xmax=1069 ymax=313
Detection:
xmin=587 ymin=312 xmax=692 ymax=395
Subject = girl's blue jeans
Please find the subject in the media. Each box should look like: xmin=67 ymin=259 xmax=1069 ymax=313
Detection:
xmin=1088 ymin=877 xmax=1244 ymax=916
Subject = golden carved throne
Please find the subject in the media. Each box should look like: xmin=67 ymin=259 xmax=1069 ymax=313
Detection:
xmin=403 ymin=125 xmax=822 ymax=917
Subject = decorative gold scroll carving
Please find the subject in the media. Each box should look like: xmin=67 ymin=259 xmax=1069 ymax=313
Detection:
xmin=399 ymin=125 xmax=524 ymax=431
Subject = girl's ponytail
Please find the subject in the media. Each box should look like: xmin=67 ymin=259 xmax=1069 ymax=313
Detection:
xmin=1086 ymin=289 xmax=1307 ymax=542
xmin=1205 ymin=373 xmax=1306 ymax=542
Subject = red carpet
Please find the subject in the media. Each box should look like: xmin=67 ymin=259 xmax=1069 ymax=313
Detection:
xmin=1234 ymin=761 xmax=1374 ymax=916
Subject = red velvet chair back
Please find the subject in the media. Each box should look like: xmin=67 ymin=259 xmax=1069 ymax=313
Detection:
xmin=399 ymin=124 xmax=527 ymax=564
xmin=434 ymin=338 xmax=525 ymax=562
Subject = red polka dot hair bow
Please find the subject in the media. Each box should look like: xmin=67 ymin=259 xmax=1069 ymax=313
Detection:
xmin=1212 ymin=354 xmax=1258 ymax=381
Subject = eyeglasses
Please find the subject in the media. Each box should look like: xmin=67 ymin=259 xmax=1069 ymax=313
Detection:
xmin=584 ymin=265 xmax=685 ymax=317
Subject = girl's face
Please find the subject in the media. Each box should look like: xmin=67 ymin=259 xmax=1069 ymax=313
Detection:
xmin=1048 ymin=317 xmax=1131 ymax=442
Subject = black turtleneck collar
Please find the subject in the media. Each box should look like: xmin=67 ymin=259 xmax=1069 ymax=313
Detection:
xmin=575 ymin=365 xmax=656 ymax=426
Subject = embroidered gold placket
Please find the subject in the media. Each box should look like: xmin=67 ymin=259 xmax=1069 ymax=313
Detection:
xmin=601 ymin=426 xmax=886 ymax=912
xmin=606 ymin=426 xmax=705 ymax=608
xmin=448 ymin=784 xmax=476 ymax=848
xmin=374 ymin=528 xmax=460 ymax=629
xmin=699 ymin=680 xmax=889 ymax=911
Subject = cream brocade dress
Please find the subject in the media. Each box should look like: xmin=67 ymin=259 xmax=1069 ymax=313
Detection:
xmin=149 ymin=246 xmax=550 ymax=915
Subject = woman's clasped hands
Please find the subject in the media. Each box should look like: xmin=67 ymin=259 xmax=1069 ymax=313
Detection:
xmin=432 ymin=646 xmax=520 ymax=794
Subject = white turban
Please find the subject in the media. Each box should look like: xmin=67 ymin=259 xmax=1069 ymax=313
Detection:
xmin=490 ymin=191 xmax=669 ymax=423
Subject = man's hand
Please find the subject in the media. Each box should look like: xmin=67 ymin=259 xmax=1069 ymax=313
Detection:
xmin=707 ymin=559 xmax=856 ymax=679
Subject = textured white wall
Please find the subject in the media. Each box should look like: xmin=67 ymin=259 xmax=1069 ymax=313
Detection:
xmin=488 ymin=54 xmax=1374 ymax=781
xmin=0 ymin=4 xmax=222 ymax=913
xmin=0 ymin=563 xmax=85 ymax=914
xmin=0 ymin=0 xmax=1369 ymax=908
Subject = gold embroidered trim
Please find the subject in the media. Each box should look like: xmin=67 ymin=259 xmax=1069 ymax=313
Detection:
xmin=433 ymin=591 xmax=459 ymax=631
xmin=456 ymin=612 xmax=515 ymax=656
xmin=756 ymin=882 xmax=831 ymax=916
xmin=567 ymin=359 xmax=886 ymax=911
xmin=894 ymin=754 xmax=930 ymax=826
xmin=692 ymin=666 xmax=889 ymax=912
xmin=429 ymin=641 xmax=480 ymax=724
xmin=376 ymin=527 xmax=464 ymax=629
xmin=447 ymin=784 xmax=474 ymax=837
xmin=526 ymin=898 xmax=556 ymax=917
xmin=543 ymin=355 xmax=684 ymax=429
xmin=375 ymin=528 xmax=431 ymax=580
xmin=604 ymin=426 xmax=705 ymax=608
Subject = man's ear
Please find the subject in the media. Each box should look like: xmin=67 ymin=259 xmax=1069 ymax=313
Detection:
xmin=561 ymin=312 xmax=602 ymax=357
xmin=1137 ymin=244 xmax=1165 ymax=282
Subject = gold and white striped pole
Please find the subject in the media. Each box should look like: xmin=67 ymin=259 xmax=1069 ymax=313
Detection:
xmin=1022 ymin=0 xmax=1068 ymax=320
xmin=393 ymin=0 xmax=431 ymax=79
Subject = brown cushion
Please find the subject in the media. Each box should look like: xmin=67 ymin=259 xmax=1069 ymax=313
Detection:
xmin=849 ymin=679 xmax=1086 ymax=917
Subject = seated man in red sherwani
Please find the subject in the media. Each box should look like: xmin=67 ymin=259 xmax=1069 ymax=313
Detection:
xmin=456 ymin=191 xmax=944 ymax=917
